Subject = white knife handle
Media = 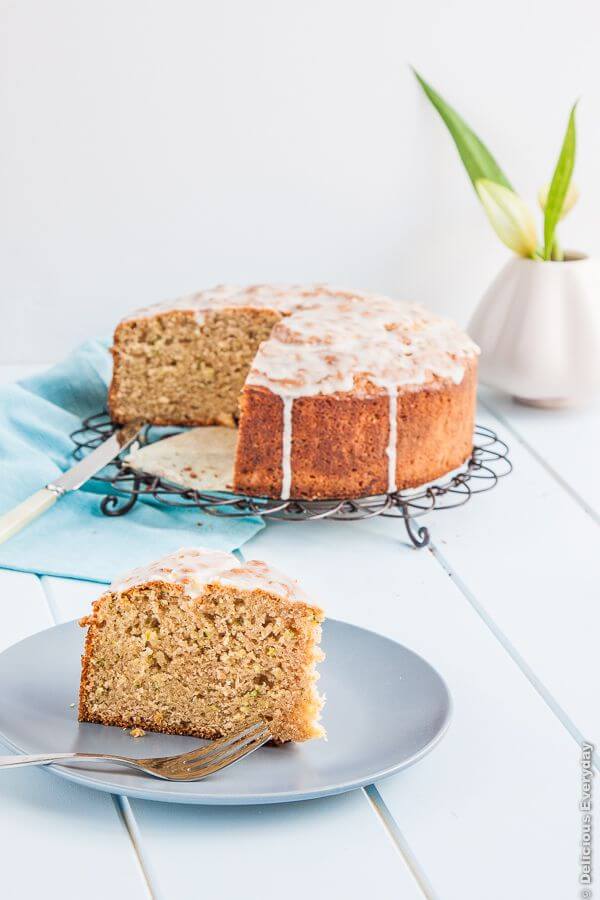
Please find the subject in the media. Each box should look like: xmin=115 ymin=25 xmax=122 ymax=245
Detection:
xmin=0 ymin=487 xmax=60 ymax=545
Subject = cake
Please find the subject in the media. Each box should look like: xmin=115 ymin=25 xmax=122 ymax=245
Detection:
xmin=109 ymin=284 xmax=479 ymax=499
xmin=79 ymin=547 xmax=325 ymax=743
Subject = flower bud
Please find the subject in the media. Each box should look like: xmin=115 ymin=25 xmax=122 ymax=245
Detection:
xmin=538 ymin=182 xmax=579 ymax=219
xmin=476 ymin=179 xmax=538 ymax=257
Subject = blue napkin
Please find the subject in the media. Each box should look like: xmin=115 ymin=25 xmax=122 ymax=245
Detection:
xmin=0 ymin=340 xmax=264 ymax=584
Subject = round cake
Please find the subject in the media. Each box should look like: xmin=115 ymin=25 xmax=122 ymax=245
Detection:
xmin=109 ymin=284 xmax=479 ymax=500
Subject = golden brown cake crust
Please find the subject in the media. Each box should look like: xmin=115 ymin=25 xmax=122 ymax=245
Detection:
xmin=234 ymin=358 xmax=477 ymax=499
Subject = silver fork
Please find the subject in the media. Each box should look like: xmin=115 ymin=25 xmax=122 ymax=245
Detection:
xmin=0 ymin=721 xmax=271 ymax=781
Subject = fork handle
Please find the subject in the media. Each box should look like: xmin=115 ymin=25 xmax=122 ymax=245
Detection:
xmin=0 ymin=752 xmax=135 ymax=770
xmin=0 ymin=753 xmax=80 ymax=769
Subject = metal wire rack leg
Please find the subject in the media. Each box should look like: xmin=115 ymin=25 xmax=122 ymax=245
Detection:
xmin=400 ymin=504 xmax=431 ymax=548
xmin=100 ymin=482 xmax=140 ymax=516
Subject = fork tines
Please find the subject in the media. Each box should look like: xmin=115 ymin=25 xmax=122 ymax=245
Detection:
xmin=187 ymin=722 xmax=271 ymax=774
xmin=159 ymin=720 xmax=271 ymax=780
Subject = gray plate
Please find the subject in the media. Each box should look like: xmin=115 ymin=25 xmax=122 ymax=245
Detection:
xmin=0 ymin=619 xmax=451 ymax=804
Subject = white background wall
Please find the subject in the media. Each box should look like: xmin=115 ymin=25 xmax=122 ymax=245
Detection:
xmin=1 ymin=0 xmax=599 ymax=362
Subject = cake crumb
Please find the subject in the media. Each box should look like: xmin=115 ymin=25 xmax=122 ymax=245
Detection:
xmin=129 ymin=727 xmax=146 ymax=738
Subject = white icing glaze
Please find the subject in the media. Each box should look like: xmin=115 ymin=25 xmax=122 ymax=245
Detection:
xmin=120 ymin=284 xmax=479 ymax=499
xmin=245 ymin=288 xmax=477 ymax=397
xmin=109 ymin=546 xmax=314 ymax=607
xmin=281 ymin=397 xmax=293 ymax=500
xmin=123 ymin=284 xmax=296 ymax=324
xmin=386 ymin=386 xmax=398 ymax=494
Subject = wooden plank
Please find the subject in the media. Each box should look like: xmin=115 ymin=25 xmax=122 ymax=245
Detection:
xmin=244 ymin=518 xmax=583 ymax=900
xmin=130 ymin=789 xmax=422 ymax=900
xmin=0 ymin=571 xmax=148 ymax=900
xmin=428 ymin=401 xmax=599 ymax=744
xmin=42 ymin=574 xmax=100 ymax=622
xmin=0 ymin=569 xmax=54 ymax=645
xmin=481 ymin=386 xmax=600 ymax=519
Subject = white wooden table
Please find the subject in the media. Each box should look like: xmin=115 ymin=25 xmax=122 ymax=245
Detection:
xmin=1 ymin=365 xmax=598 ymax=900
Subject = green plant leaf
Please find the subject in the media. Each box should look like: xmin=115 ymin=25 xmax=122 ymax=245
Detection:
xmin=543 ymin=103 xmax=577 ymax=260
xmin=538 ymin=182 xmax=579 ymax=220
xmin=413 ymin=69 xmax=513 ymax=192
xmin=476 ymin=179 xmax=538 ymax=258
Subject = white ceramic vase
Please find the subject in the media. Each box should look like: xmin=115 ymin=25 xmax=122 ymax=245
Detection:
xmin=468 ymin=253 xmax=600 ymax=407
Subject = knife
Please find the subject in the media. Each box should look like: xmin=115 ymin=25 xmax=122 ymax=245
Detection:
xmin=0 ymin=421 xmax=144 ymax=545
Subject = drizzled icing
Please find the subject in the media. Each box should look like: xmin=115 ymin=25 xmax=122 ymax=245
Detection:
xmin=109 ymin=547 xmax=313 ymax=607
xmin=123 ymin=284 xmax=296 ymax=323
xmin=386 ymin=388 xmax=398 ymax=494
xmin=121 ymin=284 xmax=479 ymax=499
xmin=281 ymin=397 xmax=294 ymax=500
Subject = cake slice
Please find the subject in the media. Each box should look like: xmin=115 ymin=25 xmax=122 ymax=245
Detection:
xmin=79 ymin=548 xmax=325 ymax=742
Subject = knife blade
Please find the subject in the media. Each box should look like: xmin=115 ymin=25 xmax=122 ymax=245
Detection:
xmin=48 ymin=421 xmax=143 ymax=494
xmin=0 ymin=420 xmax=144 ymax=545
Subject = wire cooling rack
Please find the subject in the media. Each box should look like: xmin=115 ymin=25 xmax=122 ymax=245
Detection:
xmin=70 ymin=413 xmax=512 ymax=549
